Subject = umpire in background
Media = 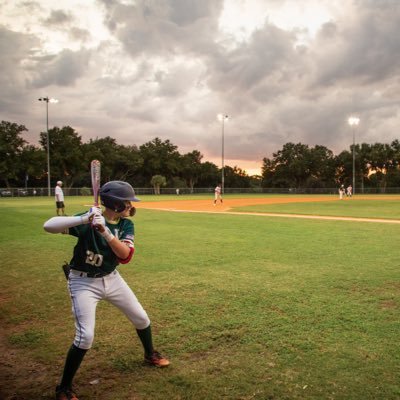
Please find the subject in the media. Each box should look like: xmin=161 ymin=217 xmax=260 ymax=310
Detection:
xmin=55 ymin=180 xmax=66 ymax=216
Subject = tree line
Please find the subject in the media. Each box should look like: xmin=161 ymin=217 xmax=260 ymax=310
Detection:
xmin=1 ymin=120 xmax=400 ymax=190
xmin=0 ymin=120 xmax=256 ymax=190
xmin=262 ymin=141 xmax=400 ymax=191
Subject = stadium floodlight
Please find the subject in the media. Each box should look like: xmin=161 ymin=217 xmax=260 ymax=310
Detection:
xmin=38 ymin=97 xmax=58 ymax=196
xmin=217 ymin=114 xmax=229 ymax=194
xmin=348 ymin=116 xmax=360 ymax=195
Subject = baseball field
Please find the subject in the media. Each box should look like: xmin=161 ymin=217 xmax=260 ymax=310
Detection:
xmin=0 ymin=194 xmax=399 ymax=399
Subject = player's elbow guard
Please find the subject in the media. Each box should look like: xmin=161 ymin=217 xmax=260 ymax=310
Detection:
xmin=43 ymin=217 xmax=64 ymax=233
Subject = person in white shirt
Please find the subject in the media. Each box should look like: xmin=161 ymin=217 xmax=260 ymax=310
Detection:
xmin=55 ymin=180 xmax=66 ymax=215
xmin=214 ymin=183 xmax=223 ymax=205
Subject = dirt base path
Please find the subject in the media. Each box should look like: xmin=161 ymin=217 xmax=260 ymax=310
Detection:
xmin=136 ymin=195 xmax=337 ymax=212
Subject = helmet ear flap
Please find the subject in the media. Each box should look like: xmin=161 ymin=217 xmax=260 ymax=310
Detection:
xmin=113 ymin=200 xmax=126 ymax=213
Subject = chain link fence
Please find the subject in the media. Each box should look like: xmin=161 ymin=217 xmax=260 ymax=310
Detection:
xmin=2 ymin=187 xmax=400 ymax=197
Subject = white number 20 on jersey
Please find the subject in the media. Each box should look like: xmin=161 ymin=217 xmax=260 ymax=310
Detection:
xmin=85 ymin=250 xmax=103 ymax=267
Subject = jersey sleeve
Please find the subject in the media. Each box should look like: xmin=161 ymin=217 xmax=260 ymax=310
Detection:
xmin=119 ymin=219 xmax=134 ymax=245
xmin=117 ymin=219 xmax=135 ymax=264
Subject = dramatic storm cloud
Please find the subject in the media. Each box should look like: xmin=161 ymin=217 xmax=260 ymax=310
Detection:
xmin=1 ymin=0 xmax=400 ymax=174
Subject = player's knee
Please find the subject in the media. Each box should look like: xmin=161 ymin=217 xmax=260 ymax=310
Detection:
xmin=74 ymin=327 xmax=95 ymax=349
xmin=134 ymin=314 xmax=151 ymax=330
xmin=73 ymin=338 xmax=92 ymax=350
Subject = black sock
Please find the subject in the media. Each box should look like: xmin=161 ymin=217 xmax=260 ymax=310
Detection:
xmin=136 ymin=325 xmax=154 ymax=357
xmin=59 ymin=344 xmax=87 ymax=389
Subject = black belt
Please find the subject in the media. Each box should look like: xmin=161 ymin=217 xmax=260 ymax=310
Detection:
xmin=70 ymin=269 xmax=113 ymax=278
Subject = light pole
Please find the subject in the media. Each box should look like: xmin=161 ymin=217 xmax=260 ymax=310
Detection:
xmin=348 ymin=116 xmax=360 ymax=195
xmin=38 ymin=97 xmax=58 ymax=196
xmin=217 ymin=114 xmax=229 ymax=194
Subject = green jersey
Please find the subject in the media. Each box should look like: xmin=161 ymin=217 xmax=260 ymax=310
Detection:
xmin=69 ymin=214 xmax=135 ymax=275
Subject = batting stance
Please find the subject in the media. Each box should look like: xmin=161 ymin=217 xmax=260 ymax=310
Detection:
xmin=44 ymin=181 xmax=169 ymax=400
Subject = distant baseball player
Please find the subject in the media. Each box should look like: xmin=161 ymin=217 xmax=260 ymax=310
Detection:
xmin=339 ymin=184 xmax=345 ymax=200
xmin=55 ymin=180 xmax=65 ymax=215
xmin=346 ymin=185 xmax=353 ymax=197
xmin=44 ymin=180 xmax=169 ymax=400
xmin=214 ymin=183 xmax=223 ymax=205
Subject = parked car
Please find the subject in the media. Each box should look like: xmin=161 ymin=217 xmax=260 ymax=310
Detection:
xmin=0 ymin=190 xmax=12 ymax=197
xmin=17 ymin=189 xmax=28 ymax=196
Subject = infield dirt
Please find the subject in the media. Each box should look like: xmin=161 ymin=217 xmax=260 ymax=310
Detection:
xmin=135 ymin=195 xmax=400 ymax=224
xmin=135 ymin=195 xmax=337 ymax=212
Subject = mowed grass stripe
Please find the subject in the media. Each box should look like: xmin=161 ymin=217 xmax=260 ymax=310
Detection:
xmin=232 ymin=197 xmax=400 ymax=220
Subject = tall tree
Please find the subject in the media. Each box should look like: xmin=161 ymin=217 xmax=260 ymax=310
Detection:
xmin=263 ymin=143 xmax=339 ymax=188
xmin=261 ymin=157 xmax=276 ymax=187
xmin=262 ymin=143 xmax=311 ymax=188
xmin=180 ymin=150 xmax=203 ymax=192
xmin=150 ymin=175 xmax=167 ymax=195
xmin=114 ymin=144 xmax=143 ymax=183
xmin=139 ymin=138 xmax=180 ymax=186
xmin=0 ymin=121 xmax=28 ymax=187
xmin=39 ymin=126 xmax=84 ymax=187
xmin=196 ymin=161 xmax=219 ymax=187
xmin=307 ymin=145 xmax=336 ymax=188
xmin=334 ymin=150 xmax=352 ymax=186
xmin=224 ymin=166 xmax=251 ymax=188
xmin=82 ymin=137 xmax=143 ymax=185
xmin=386 ymin=140 xmax=400 ymax=187
xmin=366 ymin=143 xmax=394 ymax=191
xmin=19 ymin=145 xmax=46 ymax=187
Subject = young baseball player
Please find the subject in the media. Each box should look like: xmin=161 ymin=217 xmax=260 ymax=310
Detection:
xmin=339 ymin=184 xmax=345 ymax=200
xmin=214 ymin=183 xmax=223 ymax=205
xmin=55 ymin=180 xmax=65 ymax=215
xmin=44 ymin=181 xmax=169 ymax=400
xmin=346 ymin=185 xmax=353 ymax=197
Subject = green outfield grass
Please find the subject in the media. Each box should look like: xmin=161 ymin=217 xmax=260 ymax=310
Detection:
xmin=232 ymin=197 xmax=400 ymax=220
xmin=0 ymin=195 xmax=399 ymax=399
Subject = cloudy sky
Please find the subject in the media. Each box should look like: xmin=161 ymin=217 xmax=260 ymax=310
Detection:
xmin=1 ymin=0 xmax=400 ymax=175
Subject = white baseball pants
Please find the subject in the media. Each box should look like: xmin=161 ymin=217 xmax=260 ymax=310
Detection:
xmin=68 ymin=269 xmax=150 ymax=349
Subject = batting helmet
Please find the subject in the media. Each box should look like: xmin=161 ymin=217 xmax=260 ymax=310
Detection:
xmin=100 ymin=181 xmax=140 ymax=212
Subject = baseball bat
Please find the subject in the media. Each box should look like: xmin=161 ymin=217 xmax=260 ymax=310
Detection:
xmin=90 ymin=160 xmax=101 ymax=206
